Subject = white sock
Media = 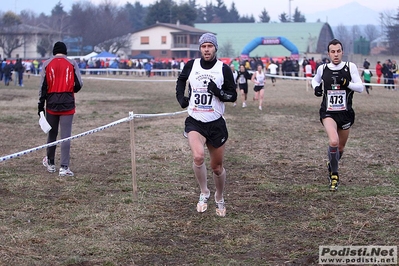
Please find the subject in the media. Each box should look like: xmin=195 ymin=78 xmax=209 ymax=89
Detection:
xmin=193 ymin=162 xmax=209 ymax=195
xmin=213 ymin=168 xmax=226 ymax=202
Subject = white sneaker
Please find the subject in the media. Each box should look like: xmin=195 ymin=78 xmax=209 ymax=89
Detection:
xmin=242 ymin=102 xmax=247 ymax=108
xmin=215 ymin=197 xmax=226 ymax=217
xmin=259 ymin=106 xmax=262 ymax=110
xmin=233 ymin=103 xmax=237 ymax=107
xmin=196 ymin=192 xmax=210 ymax=213
xmin=42 ymin=156 xmax=56 ymax=173
xmin=59 ymin=166 xmax=74 ymax=177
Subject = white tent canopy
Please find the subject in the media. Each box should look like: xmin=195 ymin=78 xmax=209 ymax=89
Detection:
xmin=68 ymin=51 xmax=98 ymax=60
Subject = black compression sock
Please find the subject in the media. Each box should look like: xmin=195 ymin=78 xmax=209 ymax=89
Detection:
xmin=328 ymin=146 xmax=339 ymax=173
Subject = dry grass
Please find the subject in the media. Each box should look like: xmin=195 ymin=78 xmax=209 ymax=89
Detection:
xmin=0 ymin=73 xmax=398 ymax=266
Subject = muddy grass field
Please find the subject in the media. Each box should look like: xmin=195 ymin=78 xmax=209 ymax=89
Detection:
xmin=0 ymin=73 xmax=398 ymax=266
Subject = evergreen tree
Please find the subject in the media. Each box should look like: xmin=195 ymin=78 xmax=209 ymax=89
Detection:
xmin=214 ymin=0 xmax=228 ymax=22
xmin=204 ymin=2 xmax=215 ymax=23
xmin=124 ymin=2 xmax=147 ymax=31
xmin=190 ymin=0 xmax=206 ymax=23
xmin=173 ymin=3 xmax=197 ymax=26
xmin=239 ymin=14 xmax=255 ymax=23
xmin=279 ymin=12 xmax=289 ymax=22
xmin=259 ymin=8 xmax=270 ymax=23
xmin=292 ymin=7 xmax=306 ymax=22
xmin=145 ymin=0 xmax=175 ymax=25
xmin=226 ymin=2 xmax=240 ymax=23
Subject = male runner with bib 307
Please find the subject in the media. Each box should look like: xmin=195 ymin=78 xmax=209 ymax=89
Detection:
xmin=176 ymin=33 xmax=237 ymax=216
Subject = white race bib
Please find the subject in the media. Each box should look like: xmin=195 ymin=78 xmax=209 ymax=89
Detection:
xmin=191 ymin=87 xmax=215 ymax=113
xmin=327 ymin=89 xmax=347 ymax=111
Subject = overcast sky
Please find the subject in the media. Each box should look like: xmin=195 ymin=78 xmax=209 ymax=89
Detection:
xmin=1 ymin=0 xmax=395 ymax=22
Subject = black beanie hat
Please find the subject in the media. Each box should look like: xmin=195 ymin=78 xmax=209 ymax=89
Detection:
xmin=53 ymin=41 xmax=67 ymax=55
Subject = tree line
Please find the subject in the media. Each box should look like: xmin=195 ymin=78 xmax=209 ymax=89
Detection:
xmin=0 ymin=0 xmax=398 ymax=57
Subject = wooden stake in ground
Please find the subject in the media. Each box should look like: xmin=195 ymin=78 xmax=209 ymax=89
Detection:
xmin=129 ymin=112 xmax=138 ymax=200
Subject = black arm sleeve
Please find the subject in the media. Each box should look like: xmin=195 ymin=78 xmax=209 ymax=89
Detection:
xmin=245 ymin=71 xmax=252 ymax=80
xmin=220 ymin=64 xmax=237 ymax=102
xmin=175 ymin=60 xmax=194 ymax=107
xmin=74 ymin=72 xmax=82 ymax=93
xmin=38 ymin=78 xmax=48 ymax=105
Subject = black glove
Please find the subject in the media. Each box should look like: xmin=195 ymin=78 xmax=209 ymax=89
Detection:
xmin=207 ymin=79 xmax=222 ymax=97
xmin=38 ymin=102 xmax=45 ymax=116
xmin=314 ymin=85 xmax=323 ymax=97
xmin=179 ymin=96 xmax=189 ymax=108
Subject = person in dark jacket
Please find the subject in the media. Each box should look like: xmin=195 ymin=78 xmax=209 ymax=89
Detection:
xmin=13 ymin=58 xmax=25 ymax=86
xmin=0 ymin=58 xmax=5 ymax=81
xmin=38 ymin=41 xmax=83 ymax=177
xmin=2 ymin=60 xmax=13 ymax=86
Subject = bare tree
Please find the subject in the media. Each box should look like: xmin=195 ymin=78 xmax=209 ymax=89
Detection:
xmin=385 ymin=8 xmax=399 ymax=55
xmin=351 ymin=25 xmax=362 ymax=41
xmin=379 ymin=9 xmax=396 ymax=29
xmin=0 ymin=12 xmax=29 ymax=58
xmin=333 ymin=24 xmax=352 ymax=54
xmin=218 ymin=40 xmax=235 ymax=58
xmin=0 ymin=25 xmax=35 ymax=57
xmin=363 ymin=24 xmax=380 ymax=41
xmin=69 ymin=1 xmax=132 ymax=53
xmin=96 ymin=34 xmax=132 ymax=54
xmin=37 ymin=35 xmax=54 ymax=57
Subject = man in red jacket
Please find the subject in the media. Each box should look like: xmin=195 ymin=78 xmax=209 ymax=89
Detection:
xmin=38 ymin=41 xmax=83 ymax=177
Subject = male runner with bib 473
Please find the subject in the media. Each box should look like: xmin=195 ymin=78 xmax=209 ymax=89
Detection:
xmin=312 ymin=39 xmax=364 ymax=191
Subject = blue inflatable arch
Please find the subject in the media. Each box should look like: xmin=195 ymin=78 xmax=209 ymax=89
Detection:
xmin=240 ymin=36 xmax=299 ymax=59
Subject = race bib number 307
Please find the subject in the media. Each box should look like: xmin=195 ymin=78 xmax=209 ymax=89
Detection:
xmin=192 ymin=87 xmax=214 ymax=112
xmin=327 ymin=90 xmax=347 ymax=111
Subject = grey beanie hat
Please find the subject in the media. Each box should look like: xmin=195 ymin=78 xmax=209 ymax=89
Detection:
xmin=199 ymin=33 xmax=218 ymax=51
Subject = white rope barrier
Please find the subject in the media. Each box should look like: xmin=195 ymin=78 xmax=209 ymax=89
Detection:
xmin=265 ymin=73 xmax=397 ymax=88
xmin=133 ymin=110 xmax=187 ymax=118
xmin=0 ymin=110 xmax=187 ymax=163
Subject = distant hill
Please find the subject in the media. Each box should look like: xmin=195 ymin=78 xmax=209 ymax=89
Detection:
xmin=305 ymin=1 xmax=381 ymax=26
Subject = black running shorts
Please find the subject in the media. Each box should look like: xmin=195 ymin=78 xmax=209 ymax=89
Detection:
xmin=253 ymin=85 xmax=264 ymax=92
xmin=320 ymin=109 xmax=355 ymax=130
xmin=238 ymin=83 xmax=248 ymax=94
xmin=185 ymin=116 xmax=228 ymax=148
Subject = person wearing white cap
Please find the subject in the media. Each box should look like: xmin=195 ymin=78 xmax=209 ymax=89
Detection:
xmin=176 ymin=32 xmax=237 ymax=217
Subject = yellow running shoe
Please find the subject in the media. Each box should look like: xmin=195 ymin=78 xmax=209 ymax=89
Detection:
xmin=329 ymin=173 xmax=339 ymax=192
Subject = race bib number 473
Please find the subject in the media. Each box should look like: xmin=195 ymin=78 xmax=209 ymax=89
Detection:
xmin=327 ymin=90 xmax=347 ymax=111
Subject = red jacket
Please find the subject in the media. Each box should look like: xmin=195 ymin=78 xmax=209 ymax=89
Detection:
xmin=39 ymin=55 xmax=83 ymax=115
xmin=376 ymin=63 xmax=382 ymax=76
